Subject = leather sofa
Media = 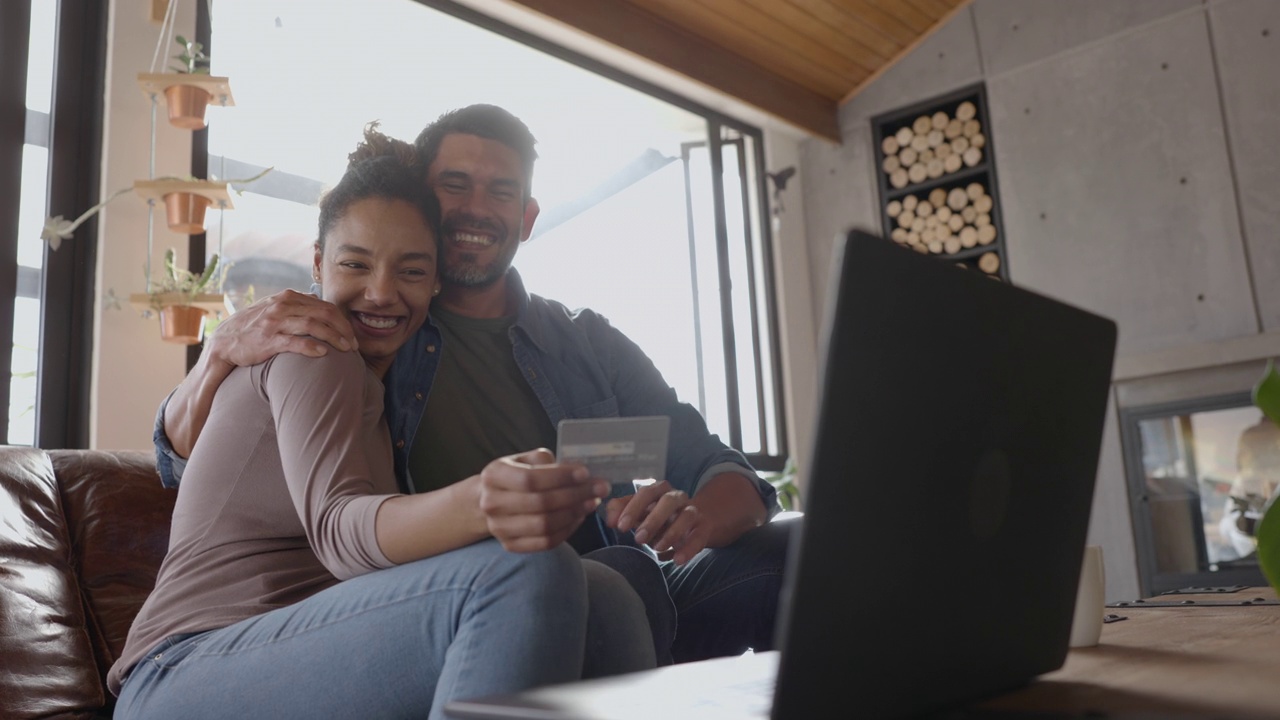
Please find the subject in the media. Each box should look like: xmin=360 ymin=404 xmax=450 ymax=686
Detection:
xmin=0 ymin=446 xmax=174 ymax=719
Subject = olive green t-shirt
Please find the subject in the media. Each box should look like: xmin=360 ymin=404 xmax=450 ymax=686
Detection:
xmin=409 ymin=306 xmax=557 ymax=493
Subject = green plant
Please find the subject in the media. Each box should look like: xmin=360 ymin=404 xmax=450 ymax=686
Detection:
xmin=1252 ymin=359 xmax=1280 ymax=593
xmin=148 ymin=248 xmax=226 ymax=310
xmin=763 ymin=457 xmax=801 ymax=512
xmin=170 ymin=35 xmax=210 ymax=74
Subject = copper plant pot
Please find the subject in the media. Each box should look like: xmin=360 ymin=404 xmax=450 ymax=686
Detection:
xmin=158 ymin=304 xmax=209 ymax=345
xmin=163 ymin=84 xmax=212 ymax=130
xmin=163 ymin=192 xmax=213 ymax=234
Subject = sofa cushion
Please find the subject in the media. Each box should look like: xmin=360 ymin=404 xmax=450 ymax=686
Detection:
xmin=52 ymin=449 xmax=174 ymax=700
xmin=0 ymin=446 xmax=103 ymax=719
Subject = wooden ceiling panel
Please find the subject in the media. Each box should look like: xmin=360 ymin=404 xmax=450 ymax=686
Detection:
xmin=497 ymin=0 xmax=971 ymax=140
xmin=718 ymin=0 xmax=891 ymax=69
xmin=620 ymin=0 xmax=855 ymax=97
xmin=783 ymin=0 xmax=905 ymax=58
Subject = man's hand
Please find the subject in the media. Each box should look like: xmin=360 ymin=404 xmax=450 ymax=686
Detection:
xmin=604 ymin=473 xmax=768 ymax=566
xmin=478 ymin=449 xmax=610 ymax=553
xmin=205 ymin=289 xmax=357 ymax=370
xmin=604 ymin=480 xmax=711 ymax=566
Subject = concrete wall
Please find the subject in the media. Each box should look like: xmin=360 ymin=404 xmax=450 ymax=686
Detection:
xmin=799 ymin=0 xmax=1280 ymax=601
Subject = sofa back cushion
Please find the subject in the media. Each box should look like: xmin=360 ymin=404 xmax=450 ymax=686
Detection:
xmin=51 ymin=449 xmax=175 ymax=698
xmin=0 ymin=446 xmax=103 ymax=719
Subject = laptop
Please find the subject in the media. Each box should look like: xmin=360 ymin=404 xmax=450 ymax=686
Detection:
xmin=446 ymin=229 xmax=1118 ymax=720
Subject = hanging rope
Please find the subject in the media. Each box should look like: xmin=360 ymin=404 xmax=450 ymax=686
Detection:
xmin=148 ymin=0 xmax=179 ymax=75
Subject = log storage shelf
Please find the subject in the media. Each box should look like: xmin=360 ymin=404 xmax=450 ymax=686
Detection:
xmin=872 ymin=83 xmax=1010 ymax=282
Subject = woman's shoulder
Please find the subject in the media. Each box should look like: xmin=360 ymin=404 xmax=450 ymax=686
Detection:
xmin=255 ymin=348 xmax=370 ymax=391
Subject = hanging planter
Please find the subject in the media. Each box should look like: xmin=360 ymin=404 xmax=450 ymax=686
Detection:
xmin=162 ymin=84 xmax=212 ymax=130
xmin=163 ymin=190 xmax=214 ymax=234
xmin=128 ymin=249 xmax=232 ymax=345
xmin=136 ymin=35 xmax=233 ymax=130
xmin=134 ymin=179 xmax=232 ymax=234
xmin=137 ymin=73 xmax=234 ymax=130
xmin=159 ymin=304 xmax=210 ymax=344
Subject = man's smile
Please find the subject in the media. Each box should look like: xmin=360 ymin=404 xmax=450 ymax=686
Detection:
xmin=450 ymin=231 xmax=496 ymax=248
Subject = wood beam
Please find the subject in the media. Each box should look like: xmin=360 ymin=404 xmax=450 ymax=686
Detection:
xmin=501 ymin=0 xmax=840 ymax=141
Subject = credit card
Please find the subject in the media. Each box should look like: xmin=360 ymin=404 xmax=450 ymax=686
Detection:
xmin=556 ymin=416 xmax=670 ymax=485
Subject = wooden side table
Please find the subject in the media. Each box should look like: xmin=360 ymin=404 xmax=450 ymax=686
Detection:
xmin=979 ymin=587 xmax=1280 ymax=718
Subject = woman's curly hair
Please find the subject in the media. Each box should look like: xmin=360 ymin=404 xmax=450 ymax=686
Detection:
xmin=346 ymin=121 xmax=418 ymax=169
xmin=316 ymin=122 xmax=439 ymax=251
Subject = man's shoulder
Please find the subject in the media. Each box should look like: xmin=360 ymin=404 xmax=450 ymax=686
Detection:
xmin=526 ymin=293 xmax=610 ymax=328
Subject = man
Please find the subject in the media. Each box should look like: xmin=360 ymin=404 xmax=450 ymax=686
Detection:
xmin=156 ymin=104 xmax=792 ymax=664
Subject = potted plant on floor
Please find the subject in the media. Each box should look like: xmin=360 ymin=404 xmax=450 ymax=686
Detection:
xmin=143 ymin=248 xmax=228 ymax=344
xmin=1253 ymin=362 xmax=1280 ymax=593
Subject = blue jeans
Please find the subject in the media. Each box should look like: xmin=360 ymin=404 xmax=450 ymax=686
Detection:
xmin=114 ymin=540 xmax=587 ymax=720
xmin=588 ymin=515 xmax=799 ymax=665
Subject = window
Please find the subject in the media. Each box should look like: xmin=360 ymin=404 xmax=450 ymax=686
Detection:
xmin=0 ymin=0 xmax=103 ymax=448
xmin=202 ymin=0 xmax=786 ymax=468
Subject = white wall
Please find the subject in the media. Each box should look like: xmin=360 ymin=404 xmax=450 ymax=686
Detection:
xmin=798 ymin=0 xmax=1280 ymax=600
xmin=763 ymin=130 xmax=818 ymax=503
xmin=92 ymin=0 xmax=199 ymax=450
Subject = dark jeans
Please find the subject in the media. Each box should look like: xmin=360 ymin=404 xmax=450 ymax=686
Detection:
xmin=581 ymin=515 xmax=800 ymax=665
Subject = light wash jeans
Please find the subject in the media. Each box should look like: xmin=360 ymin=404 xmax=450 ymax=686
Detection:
xmin=114 ymin=540 xmax=587 ymax=720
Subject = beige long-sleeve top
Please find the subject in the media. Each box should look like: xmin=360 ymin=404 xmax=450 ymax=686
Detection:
xmin=108 ymin=350 xmax=398 ymax=694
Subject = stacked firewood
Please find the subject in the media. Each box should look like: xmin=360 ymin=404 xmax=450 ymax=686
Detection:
xmin=881 ymin=100 xmax=985 ymax=190
xmin=885 ymin=181 xmax=1000 ymax=276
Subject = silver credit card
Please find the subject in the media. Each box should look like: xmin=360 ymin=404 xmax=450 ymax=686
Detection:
xmin=556 ymin=416 xmax=670 ymax=485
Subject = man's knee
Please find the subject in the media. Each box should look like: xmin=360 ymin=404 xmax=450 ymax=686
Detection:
xmin=580 ymin=559 xmax=656 ymax=677
xmin=732 ymin=514 xmax=799 ymax=565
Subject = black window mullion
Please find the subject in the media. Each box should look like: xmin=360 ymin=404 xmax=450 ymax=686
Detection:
xmin=680 ymin=141 xmax=709 ymax=416
xmin=730 ymin=136 xmax=769 ymax=453
xmin=752 ymin=132 xmax=787 ymax=465
xmin=0 ymin=0 xmax=32 ymax=444
xmin=38 ymin=0 xmax=107 ymax=449
xmin=708 ymin=122 xmax=742 ymax=451
xmin=186 ymin=0 xmax=212 ymax=372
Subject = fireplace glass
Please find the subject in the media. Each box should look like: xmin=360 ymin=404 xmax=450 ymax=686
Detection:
xmin=1122 ymin=393 xmax=1275 ymax=595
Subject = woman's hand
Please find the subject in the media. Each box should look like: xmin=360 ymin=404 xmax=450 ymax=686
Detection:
xmin=479 ymin=449 xmax=610 ymax=553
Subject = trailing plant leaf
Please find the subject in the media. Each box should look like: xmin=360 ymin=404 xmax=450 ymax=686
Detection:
xmin=1251 ymin=358 xmax=1280 ymax=595
xmin=1252 ymin=359 xmax=1280 ymax=427
xmin=195 ymin=254 xmax=219 ymax=292
xmin=1257 ymin=498 xmax=1280 ymax=594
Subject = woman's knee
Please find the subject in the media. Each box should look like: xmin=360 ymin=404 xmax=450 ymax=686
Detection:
xmin=486 ymin=542 xmax=587 ymax=613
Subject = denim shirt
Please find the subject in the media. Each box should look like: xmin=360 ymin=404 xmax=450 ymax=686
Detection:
xmin=155 ymin=269 xmax=778 ymax=517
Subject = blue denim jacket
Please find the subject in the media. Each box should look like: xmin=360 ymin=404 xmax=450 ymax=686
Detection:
xmin=155 ymin=269 xmax=778 ymax=518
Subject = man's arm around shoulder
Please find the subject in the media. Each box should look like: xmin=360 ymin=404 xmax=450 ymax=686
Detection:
xmin=156 ymin=289 xmax=358 ymax=472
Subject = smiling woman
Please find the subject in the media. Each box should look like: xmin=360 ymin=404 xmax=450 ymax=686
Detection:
xmin=107 ymin=130 xmax=599 ymax=719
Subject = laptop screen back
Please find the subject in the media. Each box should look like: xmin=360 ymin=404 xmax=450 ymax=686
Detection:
xmin=771 ymin=231 xmax=1117 ymax=718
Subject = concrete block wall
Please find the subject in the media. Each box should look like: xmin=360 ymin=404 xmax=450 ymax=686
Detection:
xmin=799 ymin=0 xmax=1280 ymax=600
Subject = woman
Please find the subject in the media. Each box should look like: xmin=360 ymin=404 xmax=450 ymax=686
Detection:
xmin=109 ymin=130 xmax=592 ymax=719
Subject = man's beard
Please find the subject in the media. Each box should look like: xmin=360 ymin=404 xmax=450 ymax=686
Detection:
xmin=442 ymin=242 xmax=518 ymax=288
xmin=440 ymin=211 xmax=519 ymax=288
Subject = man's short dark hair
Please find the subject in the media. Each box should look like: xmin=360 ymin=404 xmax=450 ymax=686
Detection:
xmin=414 ymin=104 xmax=538 ymax=199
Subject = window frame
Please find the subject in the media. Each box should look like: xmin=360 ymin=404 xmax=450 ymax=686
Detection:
xmin=192 ymin=0 xmax=789 ymax=470
xmin=0 ymin=0 xmax=104 ymax=448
